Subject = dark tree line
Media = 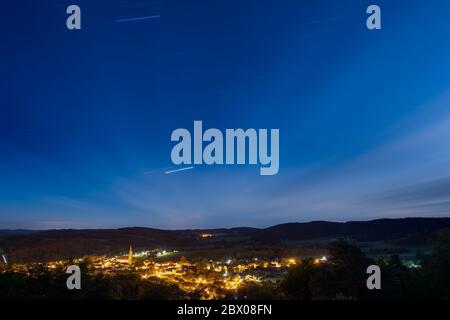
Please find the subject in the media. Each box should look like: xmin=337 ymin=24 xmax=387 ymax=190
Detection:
xmin=281 ymin=229 xmax=450 ymax=300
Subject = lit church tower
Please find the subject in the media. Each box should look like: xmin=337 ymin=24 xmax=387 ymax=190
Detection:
xmin=128 ymin=242 xmax=133 ymax=265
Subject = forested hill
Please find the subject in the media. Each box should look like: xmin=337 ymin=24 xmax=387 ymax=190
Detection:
xmin=1 ymin=218 xmax=450 ymax=263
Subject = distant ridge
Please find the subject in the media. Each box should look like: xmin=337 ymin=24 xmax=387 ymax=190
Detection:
xmin=257 ymin=217 xmax=450 ymax=242
xmin=1 ymin=217 xmax=449 ymax=263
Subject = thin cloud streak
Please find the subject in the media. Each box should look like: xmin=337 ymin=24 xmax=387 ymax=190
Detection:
xmin=116 ymin=15 xmax=160 ymax=23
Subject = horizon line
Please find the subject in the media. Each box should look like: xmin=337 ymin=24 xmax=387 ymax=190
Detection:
xmin=1 ymin=216 xmax=449 ymax=232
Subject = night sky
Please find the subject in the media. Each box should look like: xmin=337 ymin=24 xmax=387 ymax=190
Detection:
xmin=1 ymin=0 xmax=450 ymax=229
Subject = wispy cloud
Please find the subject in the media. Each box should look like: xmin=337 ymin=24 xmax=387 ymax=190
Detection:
xmin=106 ymin=91 xmax=450 ymax=227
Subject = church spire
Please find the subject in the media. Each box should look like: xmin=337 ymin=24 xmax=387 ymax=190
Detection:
xmin=128 ymin=242 xmax=133 ymax=265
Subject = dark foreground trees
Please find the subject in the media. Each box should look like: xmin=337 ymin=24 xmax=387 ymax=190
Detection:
xmin=282 ymin=230 xmax=450 ymax=300
xmin=282 ymin=239 xmax=371 ymax=300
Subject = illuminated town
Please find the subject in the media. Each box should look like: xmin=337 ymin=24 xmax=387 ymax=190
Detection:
xmin=5 ymin=242 xmax=328 ymax=300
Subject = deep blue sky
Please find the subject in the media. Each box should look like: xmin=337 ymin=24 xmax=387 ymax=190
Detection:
xmin=1 ymin=0 xmax=450 ymax=229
